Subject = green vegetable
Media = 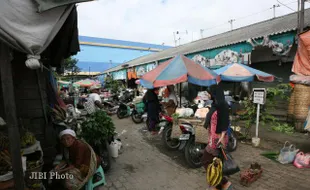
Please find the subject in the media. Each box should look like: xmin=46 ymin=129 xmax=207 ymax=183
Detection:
xmin=79 ymin=110 xmax=115 ymax=146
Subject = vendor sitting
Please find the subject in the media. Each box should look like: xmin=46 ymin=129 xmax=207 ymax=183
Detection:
xmin=52 ymin=129 xmax=100 ymax=190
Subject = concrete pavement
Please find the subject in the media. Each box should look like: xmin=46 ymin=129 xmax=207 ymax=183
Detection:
xmin=99 ymin=117 xmax=310 ymax=190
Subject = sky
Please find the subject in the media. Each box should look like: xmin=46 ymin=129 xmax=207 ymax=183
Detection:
xmin=77 ymin=0 xmax=310 ymax=46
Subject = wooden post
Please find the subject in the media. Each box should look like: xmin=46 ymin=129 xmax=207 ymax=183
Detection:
xmin=0 ymin=43 xmax=25 ymax=189
xmin=179 ymin=84 xmax=182 ymax=107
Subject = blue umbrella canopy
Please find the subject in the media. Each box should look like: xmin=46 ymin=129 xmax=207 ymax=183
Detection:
xmin=214 ymin=63 xmax=274 ymax=82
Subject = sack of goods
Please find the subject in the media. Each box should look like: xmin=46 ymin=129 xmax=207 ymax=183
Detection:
xmin=206 ymin=157 xmax=223 ymax=187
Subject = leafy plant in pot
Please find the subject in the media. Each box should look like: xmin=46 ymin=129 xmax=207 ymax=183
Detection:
xmin=79 ymin=110 xmax=116 ymax=171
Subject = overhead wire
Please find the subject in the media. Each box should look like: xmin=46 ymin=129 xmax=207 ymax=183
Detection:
xmin=200 ymin=0 xmax=298 ymax=34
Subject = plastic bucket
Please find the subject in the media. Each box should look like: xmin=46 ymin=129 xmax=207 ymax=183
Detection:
xmin=109 ymin=142 xmax=119 ymax=158
xmin=252 ymin=137 xmax=260 ymax=147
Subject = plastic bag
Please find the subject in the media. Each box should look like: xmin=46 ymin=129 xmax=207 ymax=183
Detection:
xmin=277 ymin=141 xmax=299 ymax=164
xmin=195 ymin=108 xmax=209 ymax=118
xmin=175 ymin=108 xmax=193 ymax=117
xmin=184 ymin=108 xmax=194 ymax=117
xmin=220 ymin=147 xmax=240 ymax=176
xmin=293 ymin=152 xmax=310 ymax=168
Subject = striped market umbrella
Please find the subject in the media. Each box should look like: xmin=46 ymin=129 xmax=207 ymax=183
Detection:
xmin=74 ymin=79 xmax=100 ymax=87
xmin=214 ymin=63 xmax=274 ymax=82
xmin=140 ymin=55 xmax=220 ymax=89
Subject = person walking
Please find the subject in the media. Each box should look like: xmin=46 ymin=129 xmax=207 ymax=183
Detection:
xmin=143 ymin=88 xmax=161 ymax=134
xmin=202 ymin=85 xmax=232 ymax=190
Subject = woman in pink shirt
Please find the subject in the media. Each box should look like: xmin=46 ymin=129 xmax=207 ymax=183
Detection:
xmin=202 ymin=85 xmax=231 ymax=190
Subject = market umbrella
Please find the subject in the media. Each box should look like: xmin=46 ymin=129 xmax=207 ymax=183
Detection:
xmin=74 ymin=79 xmax=100 ymax=87
xmin=57 ymin=80 xmax=71 ymax=85
xmin=214 ymin=63 xmax=274 ymax=82
xmin=140 ymin=54 xmax=220 ymax=89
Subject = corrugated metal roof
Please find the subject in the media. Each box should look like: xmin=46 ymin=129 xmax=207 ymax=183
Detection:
xmin=104 ymin=9 xmax=310 ymax=74
xmin=79 ymin=36 xmax=171 ymax=50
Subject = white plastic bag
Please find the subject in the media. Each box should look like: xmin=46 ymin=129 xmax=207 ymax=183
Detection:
xmin=0 ymin=117 xmax=6 ymax=126
xmin=185 ymin=108 xmax=194 ymax=117
xmin=277 ymin=141 xmax=299 ymax=164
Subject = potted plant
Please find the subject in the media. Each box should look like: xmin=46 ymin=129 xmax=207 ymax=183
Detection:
xmin=79 ymin=110 xmax=116 ymax=171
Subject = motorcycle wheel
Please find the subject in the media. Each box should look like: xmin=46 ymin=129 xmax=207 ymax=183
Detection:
xmin=161 ymin=124 xmax=180 ymax=150
xmin=99 ymin=140 xmax=112 ymax=172
xmin=131 ymin=111 xmax=143 ymax=124
xmin=227 ymin=131 xmax=238 ymax=152
xmin=117 ymin=109 xmax=126 ymax=119
xmin=184 ymin=136 xmax=206 ymax=168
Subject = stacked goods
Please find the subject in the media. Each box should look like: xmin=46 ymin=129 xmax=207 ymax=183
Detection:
xmin=50 ymin=104 xmax=67 ymax=121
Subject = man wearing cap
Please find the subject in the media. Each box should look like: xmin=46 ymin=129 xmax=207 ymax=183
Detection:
xmin=88 ymin=84 xmax=105 ymax=110
xmin=52 ymin=129 xmax=100 ymax=189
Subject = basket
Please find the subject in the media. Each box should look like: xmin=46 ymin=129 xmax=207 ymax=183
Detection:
xmin=294 ymin=119 xmax=306 ymax=133
xmin=294 ymin=84 xmax=310 ymax=120
xmin=287 ymin=89 xmax=295 ymax=118
xmin=194 ymin=124 xmax=208 ymax=144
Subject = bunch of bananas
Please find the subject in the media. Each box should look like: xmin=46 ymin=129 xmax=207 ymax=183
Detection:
xmin=0 ymin=132 xmax=9 ymax=149
xmin=20 ymin=132 xmax=36 ymax=148
xmin=50 ymin=105 xmax=67 ymax=121
xmin=206 ymin=157 xmax=223 ymax=187
xmin=27 ymin=160 xmax=40 ymax=170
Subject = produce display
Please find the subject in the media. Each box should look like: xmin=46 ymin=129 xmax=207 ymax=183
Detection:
xmin=20 ymin=132 xmax=36 ymax=148
xmin=0 ymin=150 xmax=11 ymax=175
xmin=50 ymin=105 xmax=67 ymax=121
xmin=27 ymin=160 xmax=42 ymax=170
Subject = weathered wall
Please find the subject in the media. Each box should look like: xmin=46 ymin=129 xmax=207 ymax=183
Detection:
xmin=0 ymin=72 xmax=3 ymax=119
xmin=11 ymin=52 xmax=56 ymax=164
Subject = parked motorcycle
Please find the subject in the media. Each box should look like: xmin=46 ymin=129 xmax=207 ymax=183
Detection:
xmin=116 ymin=102 xmax=134 ymax=119
xmin=159 ymin=114 xmax=181 ymax=150
xmin=118 ymin=89 xmax=134 ymax=103
xmin=102 ymin=100 xmax=119 ymax=115
xmin=131 ymin=101 xmax=147 ymax=123
xmin=178 ymin=121 xmax=238 ymax=168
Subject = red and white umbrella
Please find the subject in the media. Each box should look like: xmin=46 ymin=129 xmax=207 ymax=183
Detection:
xmin=74 ymin=79 xmax=100 ymax=87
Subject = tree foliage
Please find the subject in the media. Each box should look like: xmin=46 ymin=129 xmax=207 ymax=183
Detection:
xmin=62 ymin=57 xmax=81 ymax=75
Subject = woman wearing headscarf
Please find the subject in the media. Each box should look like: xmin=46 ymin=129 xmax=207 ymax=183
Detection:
xmin=143 ymin=88 xmax=161 ymax=133
xmin=202 ymin=85 xmax=232 ymax=190
xmin=52 ymin=129 xmax=100 ymax=190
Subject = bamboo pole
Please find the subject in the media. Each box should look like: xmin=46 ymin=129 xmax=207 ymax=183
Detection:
xmin=0 ymin=43 xmax=25 ymax=189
